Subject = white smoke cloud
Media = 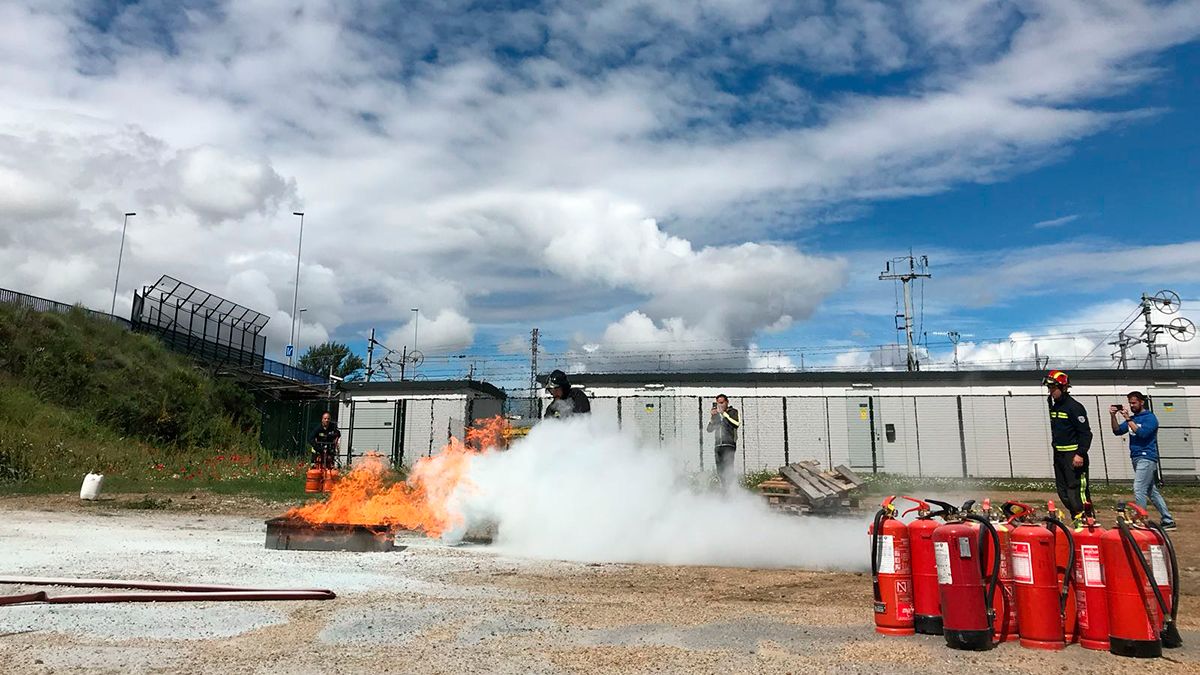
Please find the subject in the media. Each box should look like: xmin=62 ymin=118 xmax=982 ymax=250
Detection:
xmin=448 ymin=416 xmax=864 ymax=570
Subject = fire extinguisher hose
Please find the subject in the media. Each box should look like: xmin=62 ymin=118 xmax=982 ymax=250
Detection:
xmin=0 ymin=577 xmax=336 ymax=605
xmin=870 ymin=508 xmax=887 ymax=604
xmin=1041 ymin=516 xmax=1075 ymax=620
xmin=1146 ymin=522 xmax=1181 ymax=625
xmin=1117 ymin=520 xmax=1173 ymax=629
xmin=1146 ymin=521 xmax=1183 ymax=647
xmin=963 ymin=514 xmax=1000 ymax=636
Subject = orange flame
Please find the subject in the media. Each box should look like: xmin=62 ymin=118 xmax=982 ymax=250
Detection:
xmin=286 ymin=416 xmax=511 ymax=538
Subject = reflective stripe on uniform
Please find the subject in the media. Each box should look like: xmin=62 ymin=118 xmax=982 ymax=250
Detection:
xmin=1055 ymin=444 xmax=1079 ymax=452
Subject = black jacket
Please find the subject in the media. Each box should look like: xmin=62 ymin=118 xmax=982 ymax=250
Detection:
xmin=544 ymin=388 xmax=591 ymax=418
xmin=1048 ymin=394 xmax=1092 ymax=456
xmin=311 ymin=423 xmax=341 ymax=452
xmin=706 ymin=407 xmax=741 ymax=448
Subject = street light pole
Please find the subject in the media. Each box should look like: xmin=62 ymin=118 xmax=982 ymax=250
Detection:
xmin=289 ymin=211 xmax=305 ymax=365
xmin=411 ymin=308 xmax=419 ymax=353
xmin=110 ymin=212 xmax=136 ymax=315
xmin=297 ymin=308 xmax=308 ymax=363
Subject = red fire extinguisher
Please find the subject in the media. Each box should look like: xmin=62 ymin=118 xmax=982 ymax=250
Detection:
xmin=1103 ymin=503 xmax=1182 ymax=658
xmin=983 ymin=499 xmax=1017 ymax=643
xmin=869 ymin=496 xmax=914 ymax=635
xmin=902 ymin=497 xmax=956 ymax=635
xmin=1007 ymin=501 xmax=1075 ymax=650
xmin=933 ymin=500 xmax=1001 ymax=651
xmin=1146 ymin=515 xmax=1183 ymax=650
xmin=1073 ymin=502 xmax=1109 ymax=651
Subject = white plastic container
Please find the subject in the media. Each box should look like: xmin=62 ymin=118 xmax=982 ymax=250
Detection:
xmin=79 ymin=473 xmax=105 ymax=500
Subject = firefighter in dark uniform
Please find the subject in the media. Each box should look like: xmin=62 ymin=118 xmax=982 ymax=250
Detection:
xmin=310 ymin=411 xmax=341 ymax=469
xmin=543 ymin=370 xmax=591 ymax=419
xmin=1044 ymin=370 xmax=1093 ymax=523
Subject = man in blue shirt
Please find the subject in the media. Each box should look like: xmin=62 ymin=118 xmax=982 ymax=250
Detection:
xmin=1110 ymin=391 xmax=1176 ymax=529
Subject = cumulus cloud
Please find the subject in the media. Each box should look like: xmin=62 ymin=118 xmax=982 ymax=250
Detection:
xmin=168 ymin=146 xmax=295 ymax=223
xmin=385 ymin=309 xmax=476 ymax=355
xmin=1 ymin=0 xmax=1199 ymax=379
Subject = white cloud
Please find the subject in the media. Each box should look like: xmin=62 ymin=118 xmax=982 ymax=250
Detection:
xmin=0 ymin=0 xmax=1198 ymax=377
xmin=168 ymin=146 xmax=294 ymax=223
xmin=385 ymin=309 xmax=476 ymax=355
xmin=1031 ymin=214 xmax=1080 ymax=229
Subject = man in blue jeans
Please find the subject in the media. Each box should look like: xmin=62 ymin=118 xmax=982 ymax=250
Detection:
xmin=1110 ymin=391 xmax=1176 ymax=529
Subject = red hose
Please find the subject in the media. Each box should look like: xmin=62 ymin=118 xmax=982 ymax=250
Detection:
xmin=0 ymin=576 xmax=335 ymax=605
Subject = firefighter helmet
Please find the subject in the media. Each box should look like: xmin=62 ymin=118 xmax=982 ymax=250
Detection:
xmin=546 ymin=369 xmax=570 ymax=390
xmin=1043 ymin=370 xmax=1070 ymax=388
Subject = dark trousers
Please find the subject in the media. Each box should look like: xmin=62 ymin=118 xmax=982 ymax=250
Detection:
xmin=1053 ymin=451 xmax=1090 ymax=518
xmin=715 ymin=446 xmax=737 ymax=488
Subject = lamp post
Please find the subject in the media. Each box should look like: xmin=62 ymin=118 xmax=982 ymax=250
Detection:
xmin=288 ymin=211 xmax=305 ymax=365
xmin=411 ymin=308 xmax=419 ymax=353
xmin=296 ymin=308 xmax=308 ymax=363
xmin=110 ymin=212 xmax=136 ymax=315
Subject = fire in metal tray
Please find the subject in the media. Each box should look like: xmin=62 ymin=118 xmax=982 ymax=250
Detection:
xmin=264 ymin=517 xmax=396 ymax=552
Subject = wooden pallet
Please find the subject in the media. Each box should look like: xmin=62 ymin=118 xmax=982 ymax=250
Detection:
xmin=757 ymin=461 xmax=864 ymax=515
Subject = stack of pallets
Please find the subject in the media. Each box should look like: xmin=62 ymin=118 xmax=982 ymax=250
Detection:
xmin=757 ymin=460 xmax=864 ymax=516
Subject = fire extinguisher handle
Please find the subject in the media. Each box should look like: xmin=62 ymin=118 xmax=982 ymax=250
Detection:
xmin=899 ymin=495 xmax=928 ymax=517
xmin=1124 ymin=501 xmax=1149 ymax=519
xmin=926 ymin=499 xmax=956 ymax=515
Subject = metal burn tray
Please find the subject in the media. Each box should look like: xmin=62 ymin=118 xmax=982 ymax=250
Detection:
xmin=264 ymin=517 xmax=396 ymax=552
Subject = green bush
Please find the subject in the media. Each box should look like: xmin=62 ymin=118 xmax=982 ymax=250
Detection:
xmin=0 ymin=304 xmax=267 ymax=483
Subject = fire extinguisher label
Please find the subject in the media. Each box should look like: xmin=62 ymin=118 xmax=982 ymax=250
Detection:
xmin=879 ymin=535 xmax=896 ymax=574
xmin=1150 ymin=545 xmax=1169 ymax=584
xmin=1079 ymin=544 xmax=1104 ymax=588
xmin=1011 ymin=541 xmax=1033 ymax=584
xmin=934 ymin=541 xmax=952 ymax=585
xmin=878 ymin=535 xmax=910 ymax=575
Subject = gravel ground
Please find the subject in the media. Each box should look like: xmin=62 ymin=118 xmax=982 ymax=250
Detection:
xmin=0 ymin=495 xmax=1198 ymax=674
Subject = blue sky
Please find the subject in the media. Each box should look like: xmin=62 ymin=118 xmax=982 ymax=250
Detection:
xmin=2 ymin=1 xmax=1200 ymax=387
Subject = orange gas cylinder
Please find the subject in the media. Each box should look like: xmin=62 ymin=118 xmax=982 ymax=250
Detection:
xmin=304 ymin=467 xmax=322 ymax=493
xmin=322 ymin=468 xmax=340 ymax=493
xmin=869 ymin=496 xmax=915 ymax=635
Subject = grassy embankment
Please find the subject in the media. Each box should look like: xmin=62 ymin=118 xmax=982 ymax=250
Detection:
xmin=0 ymin=304 xmax=309 ymax=499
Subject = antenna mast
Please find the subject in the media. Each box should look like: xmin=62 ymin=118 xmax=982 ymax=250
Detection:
xmin=879 ymin=253 xmax=932 ymax=372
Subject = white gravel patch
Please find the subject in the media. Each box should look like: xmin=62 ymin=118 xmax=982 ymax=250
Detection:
xmin=0 ymin=509 xmax=578 ymax=644
xmin=0 ymin=603 xmax=287 ymax=640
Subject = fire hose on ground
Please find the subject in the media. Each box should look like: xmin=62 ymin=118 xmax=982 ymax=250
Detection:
xmin=0 ymin=576 xmax=336 ymax=605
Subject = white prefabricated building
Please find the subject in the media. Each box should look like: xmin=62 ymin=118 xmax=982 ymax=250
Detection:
xmin=548 ymin=369 xmax=1200 ymax=483
xmin=337 ymin=380 xmax=505 ymax=467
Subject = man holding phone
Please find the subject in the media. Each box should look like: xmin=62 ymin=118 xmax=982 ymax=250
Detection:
xmin=706 ymin=394 xmax=741 ymax=489
xmin=1111 ymin=391 xmax=1176 ymax=530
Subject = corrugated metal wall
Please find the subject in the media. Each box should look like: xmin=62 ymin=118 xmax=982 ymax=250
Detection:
xmin=582 ymin=393 xmax=1200 ymax=482
xmin=339 ymin=392 xmax=1200 ymax=481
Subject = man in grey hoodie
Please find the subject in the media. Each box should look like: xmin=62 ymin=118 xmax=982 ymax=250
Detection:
xmin=706 ymin=394 xmax=741 ymax=488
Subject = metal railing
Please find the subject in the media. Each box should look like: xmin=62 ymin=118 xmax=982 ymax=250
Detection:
xmin=264 ymin=359 xmax=328 ymax=385
xmin=1 ymin=286 xmax=324 ymax=385
xmin=0 ymin=287 xmax=130 ymax=328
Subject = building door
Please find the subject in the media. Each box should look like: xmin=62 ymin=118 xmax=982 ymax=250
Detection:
xmin=1149 ymin=389 xmax=1198 ymax=483
xmin=347 ymin=400 xmax=398 ymax=467
xmin=846 ymin=396 xmax=877 ymax=472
